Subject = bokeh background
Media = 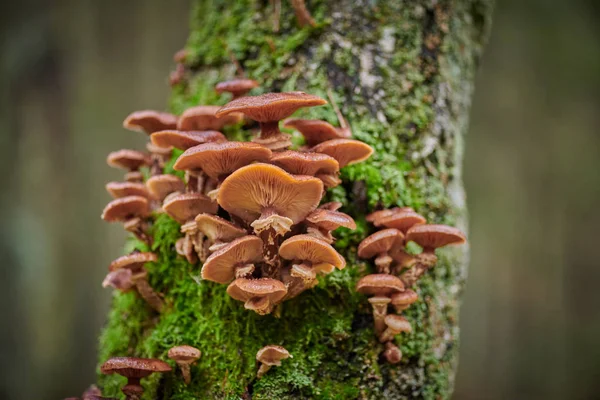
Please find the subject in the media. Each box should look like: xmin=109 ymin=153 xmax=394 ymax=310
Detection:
xmin=1 ymin=1 xmax=599 ymax=399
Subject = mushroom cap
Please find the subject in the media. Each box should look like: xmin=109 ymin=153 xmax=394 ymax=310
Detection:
xmin=357 ymin=229 xmax=404 ymax=259
xmin=216 ymin=92 xmax=327 ymax=122
xmin=163 ymin=193 xmax=218 ymax=223
xmin=109 ymin=252 xmax=157 ymax=272
xmin=269 ymin=150 xmax=339 ymax=177
xmin=123 ymin=110 xmax=178 ymax=134
xmin=356 ymin=274 xmax=405 ymax=296
xmin=215 ymin=79 xmax=259 ymax=96
xmin=377 ymin=210 xmax=427 ymax=232
xmin=107 ymin=150 xmax=151 ymax=171
xmin=100 ymin=357 xmax=171 ymax=379
xmin=319 ymin=201 xmax=343 ymax=211
xmin=201 ymin=236 xmax=263 ymax=284
xmin=383 ymin=342 xmax=403 ymax=364
xmin=390 ymin=289 xmax=418 ymax=307
xmin=279 ymin=234 xmax=346 ymax=269
xmin=102 ymin=269 xmax=135 ymax=292
xmin=178 ymin=105 xmax=243 ymax=131
xmin=384 ymin=314 xmax=412 ymax=333
xmin=105 ymin=182 xmax=150 ymax=199
xmin=305 ymin=209 xmax=356 ymax=231
xmin=195 ymin=214 xmax=246 ymax=242
xmin=283 ymin=119 xmax=351 ymax=146
xmin=218 ymin=163 xmax=323 ymax=225
xmin=167 ymin=345 xmax=201 ymax=363
xmin=226 ymin=278 xmax=287 ymax=303
xmin=406 ymin=224 xmax=466 ymax=250
xmin=146 ymin=174 xmax=185 ymax=202
xmin=150 ymin=130 xmax=226 ymax=150
xmin=102 ymin=196 xmax=149 ymax=222
xmin=366 ymin=207 xmax=414 ymax=223
xmin=256 ymin=345 xmax=291 ymax=366
xmin=311 ymin=139 xmax=373 ymax=168
xmin=174 ymin=142 xmax=272 ymax=179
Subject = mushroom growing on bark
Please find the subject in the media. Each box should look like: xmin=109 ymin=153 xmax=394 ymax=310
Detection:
xmin=150 ymin=129 xmax=226 ymax=151
xmin=304 ymin=208 xmax=356 ymax=243
xmin=101 ymin=196 xmax=151 ymax=244
xmin=216 ymin=92 xmax=327 ymax=150
xmin=215 ymin=79 xmax=259 ymax=100
xmin=178 ymin=105 xmax=243 ymax=131
xmin=100 ymin=357 xmax=171 ymax=400
xmin=366 ymin=207 xmax=414 ymax=225
xmin=105 ymin=182 xmax=150 ymax=199
xmin=195 ymin=213 xmax=247 ymax=256
xmin=146 ymin=174 xmax=185 ymax=203
xmin=168 ymin=345 xmax=201 ymax=385
xmin=123 ymin=110 xmax=178 ymax=134
xmin=311 ymin=139 xmax=374 ymax=168
xmin=375 ymin=208 xmax=427 ymax=233
xmin=383 ymin=342 xmax=403 ymax=364
xmin=256 ymin=345 xmax=291 ymax=379
xmin=356 ymin=274 xmax=405 ymax=335
xmin=226 ymin=278 xmax=287 ymax=315
xmin=269 ymin=150 xmax=341 ymax=188
xmin=357 ymin=228 xmax=404 ymax=274
xmin=283 ymin=118 xmax=351 ymax=147
xmin=107 ymin=150 xmax=151 ymax=183
xmin=102 ymin=268 xmax=135 ymax=293
xmin=379 ymin=314 xmax=412 ymax=343
xmin=201 ymin=235 xmax=263 ymax=283
xmin=109 ymin=252 xmax=164 ymax=312
xmin=390 ymin=289 xmax=418 ymax=313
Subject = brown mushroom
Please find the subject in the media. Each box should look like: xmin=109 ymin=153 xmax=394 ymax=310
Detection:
xmin=269 ymin=150 xmax=341 ymax=188
xmin=178 ymin=105 xmax=243 ymax=131
xmin=109 ymin=252 xmax=164 ymax=312
xmin=215 ymin=79 xmax=259 ymax=100
xmin=357 ymin=228 xmax=404 ymax=274
xmin=376 ymin=209 xmax=427 ymax=232
xmin=319 ymin=201 xmax=343 ymax=211
xmin=366 ymin=207 xmax=414 ymax=225
xmin=146 ymin=174 xmax=185 ymax=203
xmin=383 ymin=342 xmax=403 ymax=364
xmin=390 ymin=289 xmax=418 ymax=313
xmin=256 ymin=345 xmax=291 ymax=379
xmin=201 ymin=236 xmax=263 ymax=283
xmin=389 ymin=248 xmax=417 ymax=275
xmin=304 ymin=208 xmax=356 ymax=243
xmin=105 ymin=182 xmax=150 ymax=199
xmin=195 ymin=213 xmax=247 ymax=255
xmin=283 ymin=118 xmax=350 ymax=146
xmin=145 ymin=142 xmax=173 ymax=176
xmin=311 ymin=139 xmax=373 ymax=168
xmin=107 ymin=150 xmax=151 ymax=182
xmin=168 ymin=345 xmax=201 ymax=385
xmin=101 ymin=196 xmax=151 ymax=244
xmin=100 ymin=357 xmax=171 ymax=400
xmin=102 ymin=269 xmax=135 ymax=293
xmin=356 ymin=274 xmax=405 ymax=335
xmin=82 ymin=384 xmax=102 ymax=400
xmin=226 ymin=278 xmax=287 ymax=315
xmin=123 ymin=110 xmax=178 ymax=134
xmin=150 ymin=130 xmax=226 ymax=151
xmin=216 ymin=92 xmax=327 ymax=150
xmin=379 ymin=314 xmax=412 ymax=343
xmin=217 ymin=163 xmax=323 ymax=270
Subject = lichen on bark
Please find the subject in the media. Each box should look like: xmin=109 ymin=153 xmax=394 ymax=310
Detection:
xmin=96 ymin=0 xmax=492 ymax=398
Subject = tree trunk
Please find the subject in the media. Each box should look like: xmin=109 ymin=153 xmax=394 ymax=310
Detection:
xmin=97 ymin=0 xmax=492 ymax=398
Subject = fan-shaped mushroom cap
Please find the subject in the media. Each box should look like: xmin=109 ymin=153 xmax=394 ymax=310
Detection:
xmin=146 ymin=174 xmax=185 ymax=202
xmin=195 ymin=214 xmax=246 ymax=242
xmin=406 ymin=224 xmax=466 ymax=250
xmin=356 ymin=274 xmax=405 ymax=296
xmin=109 ymin=252 xmax=157 ymax=272
xmin=178 ymin=105 xmax=243 ymax=131
xmin=305 ymin=209 xmax=356 ymax=231
xmin=107 ymin=150 xmax=151 ymax=171
xmin=279 ymin=234 xmax=346 ymax=269
xmin=150 ymin=130 xmax=226 ymax=150
xmin=215 ymin=79 xmax=259 ymax=98
xmin=227 ymin=278 xmax=288 ymax=314
xmin=218 ymin=163 xmax=323 ymax=227
xmin=366 ymin=207 xmax=414 ymax=224
xmin=163 ymin=193 xmax=218 ymax=223
xmin=123 ymin=110 xmax=178 ymax=134
xmin=269 ymin=151 xmax=340 ymax=187
xmin=167 ymin=345 xmax=201 ymax=364
xmin=319 ymin=201 xmax=343 ymax=211
xmin=174 ymin=142 xmax=272 ymax=179
xmin=102 ymin=269 xmax=135 ymax=292
xmin=100 ymin=357 xmax=171 ymax=379
xmin=311 ymin=139 xmax=373 ymax=168
xmin=256 ymin=345 xmax=291 ymax=366
xmin=102 ymin=196 xmax=150 ymax=222
xmin=383 ymin=342 xmax=403 ymax=364
xmin=391 ymin=289 xmax=418 ymax=309
xmin=383 ymin=314 xmax=412 ymax=333
xmin=201 ymin=236 xmax=263 ymax=284
xmin=377 ymin=210 xmax=427 ymax=232
xmin=216 ymin=92 xmax=327 ymax=123
xmin=358 ymin=229 xmax=404 ymax=259
xmin=105 ymin=182 xmax=150 ymax=199
xmin=283 ymin=119 xmax=351 ymax=146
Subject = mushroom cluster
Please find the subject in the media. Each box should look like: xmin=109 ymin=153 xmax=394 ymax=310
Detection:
xmin=357 ymin=207 xmax=466 ymax=363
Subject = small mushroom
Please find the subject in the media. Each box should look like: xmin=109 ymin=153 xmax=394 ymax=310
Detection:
xmin=201 ymin=235 xmax=263 ymax=283
xmin=146 ymin=174 xmax=185 ymax=203
xmin=357 ymin=228 xmax=404 ymax=274
xmin=319 ymin=201 xmax=343 ymax=211
xmin=101 ymin=196 xmax=151 ymax=244
xmin=105 ymin=182 xmax=150 ymax=199
xmin=226 ymin=278 xmax=287 ymax=315
xmin=150 ymin=130 xmax=226 ymax=150
xmin=376 ymin=209 xmax=427 ymax=232
xmin=269 ymin=150 xmax=341 ymax=188
xmin=356 ymin=274 xmax=405 ymax=335
xmin=81 ymin=384 xmax=102 ymax=400
xmin=383 ymin=342 xmax=403 ymax=364
xmin=379 ymin=314 xmax=412 ymax=343
xmin=390 ymin=289 xmax=418 ymax=313
xmin=216 ymin=92 xmax=327 ymax=150
xmin=178 ymin=105 xmax=243 ymax=131
xmin=256 ymin=345 xmax=291 ymax=379
xmin=366 ymin=207 xmax=414 ymax=225
xmin=102 ymin=269 xmax=135 ymax=293
xmin=100 ymin=357 xmax=171 ymax=400
xmin=123 ymin=110 xmax=178 ymax=134
xmin=283 ymin=118 xmax=351 ymax=147
xmin=107 ymin=150 xmax=151 ymax=182
xmin=304 ymin=208 xmax=356 ymax=243
xmin=215 ymin=79 xmax=259 ymax=100
xmin=311 ymin=139 xmax=373 ymax=168
xmin=389 ymin=247 xmax=417 ymax=275
xmin=109 ymin=252 xmax=164 ymax=312
xmin=145 ymin=142 xmax=173 ymax=176
xmin=195 ymin=213 xmax=247 ymax=255
xmin=168 ymin=345 xmax=201 ymax=385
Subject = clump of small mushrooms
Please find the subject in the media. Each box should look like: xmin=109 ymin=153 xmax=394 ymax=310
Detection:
xmin=357 ymin=207 xmax=466 ymax=363
xmin=256 ymin=345 xmax=291 ymax=378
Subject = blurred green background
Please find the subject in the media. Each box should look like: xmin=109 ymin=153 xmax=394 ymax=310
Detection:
xmin=1 ymin=1 xmax=599 ymax=399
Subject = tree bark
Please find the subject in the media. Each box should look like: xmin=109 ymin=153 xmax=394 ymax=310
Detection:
xmin=97 ymin=0 xmax=492 ymax=398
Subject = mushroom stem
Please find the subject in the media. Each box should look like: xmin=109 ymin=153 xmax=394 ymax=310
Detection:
xmin=399 ymin=252 xmax=438 ymax=287
xmin=245 ymin=296 xmax=272 ymax=315
xmin=374 ymin=253 xmax=393 ymax=274
xmin=259 ymin=121 xmax=281 ymax=139
xmin=131 ymin=272 xmax=164 ymax=312
xmin=235 ymin=263 xmax=255 ymax=279
xmin=369 ymin=296 xmax=391 ymax=335
xmin=125 ymin=171 xmax=144 ymax=183
xmin=150 ymin=156 xmax=163 ymax=176
xmin=178 ymin=362 xmax=192 ymax=385
xmin=186 ymin=170 xmax=205 ymax=193
xmin=257 ymin=363 xmax=272 ymax=379
xmin=124 ymin=218 xmax=153 ymax=246
xmin=122 ymin=379 xmax=143 ymax=400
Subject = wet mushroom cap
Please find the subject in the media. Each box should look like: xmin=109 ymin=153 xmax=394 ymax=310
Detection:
xmin=377 ymin=210 xmax=427 ymax=232
xmin=216 ymin=92 xmax=327 ymax=122
xmin=256 ymin=345 xmax=291 ymax=366
xmin=305 ymin=209 xmax=356 ymax=231
xmin=319 ymin=201 xmax=343 ymax=211
xmin=356 ymin=274 xmax=405 ymax=296
xmin=215 ymin=79 xmax=259 ymax=96
xmin=406 ymin=224 xmax=467 ymax=250
xmin=311 ymin=139 xmax=373 ymax=168
xmin=107 ymin=150 xmax=151 ymax=171
xmin=357 ymin=229 xmax=404 ymax=259
xmin=100 ymin=357 xmax=171 ymax=379
xmin=146 ymin=174 xmax=185 ymax=201
xmin=283 ymin=118 xmax=351 ymax=146
xmin=167 ymin=345 xmax=201 ymax=363
xmin=279 ymin=234 xmax=346 ymax=269
xmin=178 ymin=105 xmax=243 ymax=131
xmin=391 ymin=290 xmax=418 ymax=307
xmin=384 ymin=314 xmax=412 ymax=333
xmin=102 ymin=269 xmax=135 ymax=292
xmin=201 ymin=236 xmax=264 ymax=284
xmin=195 ymin=214 xmax=246 ymax=242
xmin=226 ymin=278 xmax=287 ymax=303
xmin=109 ymin=252 xmax=157 ymax=272
xmin=269 ymin=151 xmax=339 ymax=176
xmin=150 ymin=130 xmax=226 ymax=150
xmin=105 ymin=182 xmax=150 ymax=199
xmin=366 ymin=207 xmax=414 ymax=223
xmin=123 ymin=110 xmax=178 ymax=134
xmin=102 ymin=196 xmax=150 ymax=222
xmin=218 ymin=163 xmax=323 ymax=225
xmin=173 ymin=142 xmax=272 ymax=179
xmin=163 ymin=193 xmax=218 ymax=223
